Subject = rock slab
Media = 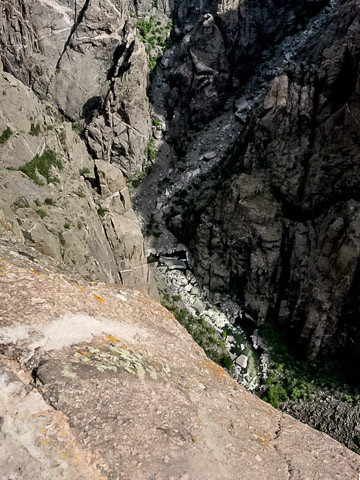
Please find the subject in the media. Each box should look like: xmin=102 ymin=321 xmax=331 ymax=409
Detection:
xmin=0 ymin=245 xmax=360 ymax=479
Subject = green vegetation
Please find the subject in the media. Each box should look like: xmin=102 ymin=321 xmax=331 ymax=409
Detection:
xmin=354 ymin=435 xmax=360 ymax=447
xmin=44 ymin=197 xmax=55 ymax=206
xmin=35 ymin=208 xmax=47 ymax=219
xmin=72 ymin=122 xmax=82 ymax=134
xmin=136 ymin=16 xmax=172 ymax=76
xmin=147 ymin=253 xmax=158 ymax=264
xmin=79 ymin=167 xmax=90 ymax=177
xmin=76 ymin=187 xmax=86 ymax=198
xmin=259 ymin=316 xmax=360 ymax=409
xmin=12 ymin=199 xmax=27 ymax=210
xmin=29 ymin=123 xmax=41 ymax=136
xmin=64 ymin=222 xmax=70 ymax=229
xmin=131 ymin=172 xmax=145 ymax=189
xmin=58 ymin=232 xmax=66 ymax=246
xmin=19 ymin=150 xmax=62 ymax=186
xmin=144 ymin=137 xmax=156 ymax=162
xmin=161 ymin=292 xmax=233 ymax=372
xmin=129 ymin=166 xmax=152 ymax=189
xmin=97 ymin=207 xmax=108 ymax=218
xmin=152 ymin=117 xmax=161 ymax=128
xmin=0 ymin=127 xmax=13 ymax=144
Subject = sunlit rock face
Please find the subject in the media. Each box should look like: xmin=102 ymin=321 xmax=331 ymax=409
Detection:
xmin=0 ymin=246 xmax=360 ymax=479
xmin=0 ymin=0 xmax=158 ymax=175
xmin=0 ymin=69 xmax=154 ymax=294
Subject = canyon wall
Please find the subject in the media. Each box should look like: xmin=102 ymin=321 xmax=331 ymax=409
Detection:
xmin=2 ymin=0 xmax=360 ymax=368
xmin=168 ymin=0 xmax=360 ymax=365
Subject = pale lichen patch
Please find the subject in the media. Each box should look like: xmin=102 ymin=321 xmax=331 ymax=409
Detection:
xmin=72 ymin=339 xmax=169 ymax=381
xmin=63 ymin=365 xmax=77 ymax=378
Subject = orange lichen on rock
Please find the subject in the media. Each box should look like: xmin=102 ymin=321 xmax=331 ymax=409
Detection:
xmin=105 ymin=335 xmax=117 ymax=343
xmin=256 ymin=433 xmax=271 ymax=446
xmin=92 ymin=293 xmax=106 ymax=303
xmin=197 ymin=359 xmax=227 ymax=379
xmin=75 ymin=350 xmax=91 ymax=357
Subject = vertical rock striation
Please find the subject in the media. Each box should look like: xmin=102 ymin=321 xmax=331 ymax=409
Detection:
xmin=169 ymin=0 xmax=360 ymax=365
xmin=0 ymin=0 xmax=160 ymax=175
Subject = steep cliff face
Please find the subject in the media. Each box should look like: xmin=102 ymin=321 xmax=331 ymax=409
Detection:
xmin=0 ymin=0 xmax=165 ymax=175
xmin=169 ymin=0 xmax=360 ymax=364
xmin=0 ymin=68 xmax=154 ymax=293
xmin=163 ymin=0 xmax=327 ymax=134
xmin=2 ymin=0 xmax=360 ymax=471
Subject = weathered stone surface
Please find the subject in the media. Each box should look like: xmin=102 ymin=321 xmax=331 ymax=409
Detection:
xmin=0 ymin=0 xmax=160 ymax=175
xmin=0 ymin=247 xmax=360 ymax=479
xmin=0 ymin=70 xmax=154 ymax=294
xmin=236 ymin=354 xmax=248 ymax=369
xmin=0 ymin=361 xmax=103 ymax=480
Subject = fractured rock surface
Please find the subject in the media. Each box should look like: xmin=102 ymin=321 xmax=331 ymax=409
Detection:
xmin=1 ymin=246 xmax=360 ymax=479
xmin=0 ymin=69 xmax=154 ymax=293
xmin=0 ymin=0 xmax=159 ymax=175
xmin=167 ymin=0 xmax=360 ymax=365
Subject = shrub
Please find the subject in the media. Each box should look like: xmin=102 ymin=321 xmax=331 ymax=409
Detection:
xmin=76 ymin=188 xmax=86 ymax=198
xmin=0 ymin=127 xmax=13 ymax=144
xmin=35 ymin=208 xmax=47 ymax=219
xmin=20 ymin=150 xmax=62 ymax=186
xmin=64 ymin=222 xmax=70 ymax=229
xmin=259 ymin=315 xmax=360 ymax=408
xmin=97 ymin=207 xmax=108 ymax=218
xmin=79 ymin=167 xmax=90 ymax=176
xmin=29 ymin=123 xmax=41 ymax=136
xmin=44 ymin=197 xmax=55 ymax=205
xmin=262 ymin=383 xmax=289 ymax=409
xmin=58 ymin=232 xmax=66 ymax=246
xmin=137 ymin=18 xmax=152 ymax=40
xmin=72 ymin=122 xmax=82 ymax=133
xmin=147 ymin=253 xmax=158 ymax=264
xmin=144 ymin=138 xmax=156 ymax=161
xmin=136 ymin=16 xmax=172 ymax=80
xmin=161 ymin=296 xmax=234 ymax=373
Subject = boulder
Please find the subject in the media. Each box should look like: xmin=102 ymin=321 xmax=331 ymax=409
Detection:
xmin=236 ymin=354 xmax=248 ymax=369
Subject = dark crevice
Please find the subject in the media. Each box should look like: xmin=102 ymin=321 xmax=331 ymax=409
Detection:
xmin=30 ymin=367 xmax=39 ymax=384
xmin=55 ymin=0 xmax=92 ymax=72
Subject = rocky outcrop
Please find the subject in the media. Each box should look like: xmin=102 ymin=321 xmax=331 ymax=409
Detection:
xmin=1 ymin=244 xmax=360 ymax=479
xmin=164 ymin=0 xmax=327 ymax=134
xmin=0 ymin=0 xmax=163 ymax=175
xmin=165 ymin=0 xmax=360 ymax=365
xmin=0 ymin=68 xmax=154 ymax=293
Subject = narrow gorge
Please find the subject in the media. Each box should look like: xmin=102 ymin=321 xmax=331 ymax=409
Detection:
xmin=1 ymin=0 xmax=360 ymax=477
